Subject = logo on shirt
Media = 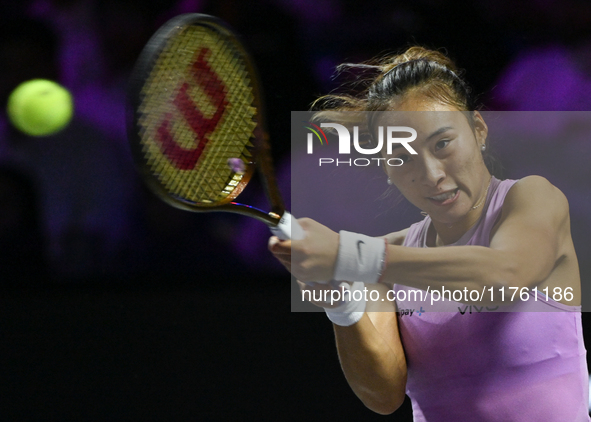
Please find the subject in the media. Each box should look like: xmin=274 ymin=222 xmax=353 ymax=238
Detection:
xmin=458 ymin=305 xmax=499 ymax=314
xmin=399 ymin=307 xmax=425 ymax=317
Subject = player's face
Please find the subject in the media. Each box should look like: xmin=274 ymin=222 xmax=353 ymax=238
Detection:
xmin=378 ymin=95 xmax=490 ymax=226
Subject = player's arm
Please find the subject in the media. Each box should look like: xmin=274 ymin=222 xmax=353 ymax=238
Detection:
xmin=271 ymin=227 xmax=409 ymax=413
xmin=381 ymin=176 xmax=569 ymax=300
xmin=281 ymin=177 xmax=570 ymax=304
xmin=273 ymin=220 xmax=411 ymax=283
xmin=381 ymin=228 xmax=409 ymax=246
xmin=294 ymin=281 xmax=407 ymax=415
xmin=334 ymin=310 xmax=407 ymax=414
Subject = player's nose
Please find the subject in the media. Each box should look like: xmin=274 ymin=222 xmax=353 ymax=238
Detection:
xmin=420 ymin=156 xmax=445 ymax=187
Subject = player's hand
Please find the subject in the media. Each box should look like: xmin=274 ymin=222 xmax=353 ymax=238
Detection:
xmin=268 ymin=218 xmax=339 ymax=283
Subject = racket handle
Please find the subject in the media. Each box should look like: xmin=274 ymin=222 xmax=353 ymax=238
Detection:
xmin=270 ymin=211 xmax=305 ymax=240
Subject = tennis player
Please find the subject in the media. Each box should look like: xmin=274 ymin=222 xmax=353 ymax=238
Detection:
xmin=270 ymin=47 xmax=590 ymax=420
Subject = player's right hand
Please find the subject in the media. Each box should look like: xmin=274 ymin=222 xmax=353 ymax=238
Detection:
xmin=268 ymin=218 xmax=338 ymax=283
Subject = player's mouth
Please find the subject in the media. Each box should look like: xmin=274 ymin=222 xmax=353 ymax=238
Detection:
xmin=427 ymin=188 xmax=460 ymax=205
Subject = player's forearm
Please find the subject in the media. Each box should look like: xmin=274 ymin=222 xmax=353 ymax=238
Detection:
xmin=382 ymin=244 xmax=542 ymax=302
xmin=333 ymin=314 xmax=407 ymax=415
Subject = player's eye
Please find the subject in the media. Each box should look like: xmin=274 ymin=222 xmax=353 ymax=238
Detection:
xmin=435 ymin=139 xmax=450 ymax=151
xmin=397 ymin=154 xmax=411 ymax=164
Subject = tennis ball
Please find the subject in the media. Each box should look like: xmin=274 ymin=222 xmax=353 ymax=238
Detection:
xmin=7 ymin=79 xmax=73 ymax=137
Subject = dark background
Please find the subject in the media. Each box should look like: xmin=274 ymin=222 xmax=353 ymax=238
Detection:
xmin=0 ymin=0 xmax=590 ymax=420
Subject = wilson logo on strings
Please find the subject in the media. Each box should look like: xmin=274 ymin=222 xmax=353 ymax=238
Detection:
xmin=156 ymin=48 xmax=228 ymax=170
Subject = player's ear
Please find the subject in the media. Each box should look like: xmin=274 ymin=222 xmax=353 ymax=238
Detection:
xmin=472 ymin=111 xmax=488 ymax=146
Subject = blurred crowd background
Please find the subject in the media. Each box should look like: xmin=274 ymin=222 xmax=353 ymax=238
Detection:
xmin=1 ymin=0 xmax=590 ymax=283
xmin=0 ymin=0 xmax=590 ymax=420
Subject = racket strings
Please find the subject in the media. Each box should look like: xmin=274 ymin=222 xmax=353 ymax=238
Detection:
xmin=137 ymin=24 xmax=257 ymax=205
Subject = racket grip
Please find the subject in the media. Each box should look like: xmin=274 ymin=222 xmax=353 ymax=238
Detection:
xmin=270 ymin=211 xmax=305 ymax=240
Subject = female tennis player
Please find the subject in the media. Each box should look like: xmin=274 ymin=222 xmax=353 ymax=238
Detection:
xmin=269 ymin=47 xmax=590 ymax=420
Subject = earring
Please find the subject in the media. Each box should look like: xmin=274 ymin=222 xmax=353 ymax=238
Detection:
xmin=387 ymin=178 xmax=393 ymax=185
xmin=481 ymin=144 xmax=486 ymax=152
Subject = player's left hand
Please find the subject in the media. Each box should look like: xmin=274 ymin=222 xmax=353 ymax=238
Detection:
xmin=296 ymin=280 xmax=351 ymax=308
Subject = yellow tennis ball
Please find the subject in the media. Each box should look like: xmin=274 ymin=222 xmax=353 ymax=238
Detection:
xmin=7 ymin=79 xmax=73 ymax=137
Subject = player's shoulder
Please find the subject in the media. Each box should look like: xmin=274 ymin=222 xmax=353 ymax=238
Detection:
xmin=508 ymin=175 xmax=566 ymax=201
xmin=512 ymin=175 xmax=556 ymax=190
xmin=504 ymin=175 xmax=569 ymax=216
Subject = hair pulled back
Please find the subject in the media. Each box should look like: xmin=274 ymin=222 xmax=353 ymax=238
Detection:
xmin=311 ymin=47 xmax=502 ymax=176
xmin=313 ymin=46 xmax=476 ymax=114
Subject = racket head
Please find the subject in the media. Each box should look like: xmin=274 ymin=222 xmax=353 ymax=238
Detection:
xmin=127 ymin=14 xmax=283 ymax=224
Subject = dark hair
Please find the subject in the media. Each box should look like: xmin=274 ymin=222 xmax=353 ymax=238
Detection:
xmin=312 ymin=46 xmax=501 ymax=176
xmin=313 ymin=46 xmax=475 ymax=114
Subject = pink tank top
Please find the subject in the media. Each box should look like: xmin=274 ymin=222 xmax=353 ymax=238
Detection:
xmin=396 ymin=177 xmax=590 ymax=421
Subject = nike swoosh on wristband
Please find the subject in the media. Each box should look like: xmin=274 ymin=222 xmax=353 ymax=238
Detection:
xmin=357 ymin=240 xmax=365 ymax=263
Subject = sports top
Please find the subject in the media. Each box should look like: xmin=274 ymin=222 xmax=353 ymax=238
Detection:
xmin=395 ymin=177 xmax=590 ymax=421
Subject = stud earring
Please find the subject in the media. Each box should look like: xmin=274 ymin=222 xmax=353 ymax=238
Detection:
xmin=481 ymin=144 xmax=486 ymax=152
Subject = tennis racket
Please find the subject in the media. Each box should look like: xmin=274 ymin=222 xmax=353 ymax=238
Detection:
xmin=127 ymin=13 xmax=303 ymax=241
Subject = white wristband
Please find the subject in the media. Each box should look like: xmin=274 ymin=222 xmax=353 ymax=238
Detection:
xmin=324 ymin=281 xmax=366 ymax=326
xmin=334 ymin=231 xmax=386 ymax=284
